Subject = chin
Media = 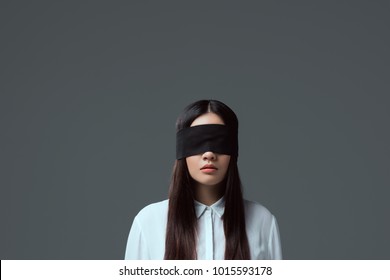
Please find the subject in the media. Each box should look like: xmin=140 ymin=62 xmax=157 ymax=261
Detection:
xmin=200 ymin=180 xmax=223 ymax=187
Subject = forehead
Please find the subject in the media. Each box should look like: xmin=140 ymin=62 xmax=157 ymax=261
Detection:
xmin=190 ymin=113 xmax=225 ymax=127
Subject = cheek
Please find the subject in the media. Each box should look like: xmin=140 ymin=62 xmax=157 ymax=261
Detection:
xmin=221 ymin=156 xmax=231 ymax=170
xmin=185 ymin=156 xmax=198 ymax=172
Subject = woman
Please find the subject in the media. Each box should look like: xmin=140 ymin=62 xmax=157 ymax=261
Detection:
xmin=125 ymin=99 xmax=282 ymax=260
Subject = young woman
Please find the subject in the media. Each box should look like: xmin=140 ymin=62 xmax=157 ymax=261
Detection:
xmin=125 ymin=99 xmax=282 ymax=260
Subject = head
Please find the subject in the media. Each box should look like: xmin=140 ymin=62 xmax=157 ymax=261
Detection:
xmin=175 ymin=100 xmax=239 ymax=192
xmin=186 ymin=112 xmax=231 ymax=190
xmin=165 ymin=99 xmax=249 ymax=260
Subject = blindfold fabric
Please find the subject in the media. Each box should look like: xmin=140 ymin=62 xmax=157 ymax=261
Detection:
xmin=176 ymin=124 xmax=238 ymax=159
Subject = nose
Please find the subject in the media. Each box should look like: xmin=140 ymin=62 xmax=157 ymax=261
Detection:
xmin=202 ymin=151 xmax=216 ymax=161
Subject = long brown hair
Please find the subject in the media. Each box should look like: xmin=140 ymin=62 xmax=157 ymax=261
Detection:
xmin=164 ymin=100 xmax=250 ymax=259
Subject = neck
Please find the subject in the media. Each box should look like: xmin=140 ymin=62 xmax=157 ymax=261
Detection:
xmin=193 ymin=182 xmax=224 ymax=206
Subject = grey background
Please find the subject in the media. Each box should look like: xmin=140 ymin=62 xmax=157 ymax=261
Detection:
xmin=1 ymin=1 xmax=389 ymax=259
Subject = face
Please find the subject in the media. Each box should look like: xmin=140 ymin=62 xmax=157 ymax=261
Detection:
xmin=185 ymin=112 xmax=231 ymax=188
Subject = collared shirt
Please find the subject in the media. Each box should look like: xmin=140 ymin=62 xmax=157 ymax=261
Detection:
xmin=124 ymin=197 xmax=282 ymax=260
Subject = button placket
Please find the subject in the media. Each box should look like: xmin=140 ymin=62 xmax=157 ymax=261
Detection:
xmin=204 ymin=207 xmax=214 ymax=260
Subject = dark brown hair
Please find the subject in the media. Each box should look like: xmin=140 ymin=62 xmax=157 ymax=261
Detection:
xmin=164 ymin=100 xmax=250 ymax=259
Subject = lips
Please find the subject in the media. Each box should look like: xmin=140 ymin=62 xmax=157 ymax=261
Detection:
xmin=201 ymin=164 xmax=218 ymax=170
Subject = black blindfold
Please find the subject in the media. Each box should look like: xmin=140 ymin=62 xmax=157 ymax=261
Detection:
xmin=176 ymin=124 xmax=238 ymax=159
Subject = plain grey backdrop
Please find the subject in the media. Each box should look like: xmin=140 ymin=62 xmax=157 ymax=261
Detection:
xmin=1 ymin=1 xmax=389 ymax=259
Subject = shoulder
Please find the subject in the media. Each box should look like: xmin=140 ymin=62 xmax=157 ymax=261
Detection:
xmin=243 ymin=199 xmax=272 ymax=215
xmin=243 ymin=199 xmax=275 ymax=223
xmin=134 ymin=199 xmax=169 ymax=224
xmin=126 ymin=200 xmax=168 ymax=260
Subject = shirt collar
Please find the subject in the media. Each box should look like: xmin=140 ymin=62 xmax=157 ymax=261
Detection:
xmin=194 ymin=196 xmax=225 ymax=219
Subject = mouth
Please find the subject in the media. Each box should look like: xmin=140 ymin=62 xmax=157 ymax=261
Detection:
xmin=200 ymin=165 xmax=218 ymax=170
xmin=200 ymin=164 xmax=218 ymax=173
xmin=200 ymin=168 xmax=218 ymax=174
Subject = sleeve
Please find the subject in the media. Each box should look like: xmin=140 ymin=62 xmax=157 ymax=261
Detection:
xmin=124 ymin=216 xmax=150 ymax=260
xmin=267 ymin=215 xmax=283 ymax=260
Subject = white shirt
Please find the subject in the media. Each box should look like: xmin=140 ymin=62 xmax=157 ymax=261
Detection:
xmin=124 ymin=197 xmax=282 ymax=260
